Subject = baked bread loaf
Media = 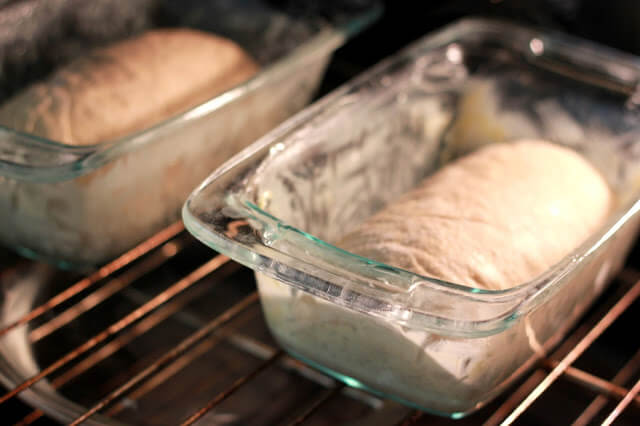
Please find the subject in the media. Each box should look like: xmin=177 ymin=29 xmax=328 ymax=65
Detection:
xmin=339 ymin=139 xmax=613 ymax=290
xmin=0 ymin=28 xmax=259 ymax=145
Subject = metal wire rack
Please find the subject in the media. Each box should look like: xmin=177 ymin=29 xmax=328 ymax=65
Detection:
xmin=0 ymin=221 xmax=637 ymax=426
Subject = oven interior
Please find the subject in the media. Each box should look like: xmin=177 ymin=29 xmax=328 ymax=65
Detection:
xmin=1 ymin=1 xmax=640 ymax=425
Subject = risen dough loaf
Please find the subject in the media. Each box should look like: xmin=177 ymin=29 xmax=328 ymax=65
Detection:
xmin=0 ymin=28 xmax=261 ymax=265
xmin=0 ymin=28 xmax=258 ymax=145
xmin=339 ymin=139 xmax=613 ymax=290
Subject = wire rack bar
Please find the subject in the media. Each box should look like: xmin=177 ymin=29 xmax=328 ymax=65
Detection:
xmin=106 ymin=309 xmax=259 ymax=417
xmin=70 ymin=291 xmax=259 ymax=425
xmin=0 ymin=222 xmax=184 ymax=339
xmin=29 ymin=236 xmax=189 ymax=342
xmin=220 ymin=331 xmax=384 ymax=410
xmin=284 ymin=383 xmax=346 ymax=426
xmin=572 ymin=348 xmax=640 ymax=426
xmin=542 ymin=360 xmax=640 ymax=404
xmin=14 ymin=263 xmax=240 ymax=426
xmin=483 ymin=272 xmax=640 ymax=426
xmin=602 ymin=378 xmax=640 ymax=426
xmin=0 ymin=253 xmax=228 ymax=406
xmin=0 ymin=222 xmax=637 ymax=426
xmin=179 ymin=349 xmax=284 ymax=426
xmin=500 ymin=278 xmax=640 ymax=425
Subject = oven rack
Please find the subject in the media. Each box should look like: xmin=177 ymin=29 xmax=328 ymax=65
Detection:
xmin=0 ymin=221 xmax=637 ymax=425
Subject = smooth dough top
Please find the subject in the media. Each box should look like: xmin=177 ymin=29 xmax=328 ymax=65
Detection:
xmin=0 ymin=28 xmax=259 ymax=145
xmin=339 ymin=139 xmax=613 ymax=290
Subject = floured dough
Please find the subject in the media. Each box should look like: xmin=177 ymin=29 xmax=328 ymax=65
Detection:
xmin=339 ymin=139 xmax=613 ymax=290
xmin=256 ymin=139 xmax=621 ymax=414
xmin=0 ymin=28 xmax=258 ymax=145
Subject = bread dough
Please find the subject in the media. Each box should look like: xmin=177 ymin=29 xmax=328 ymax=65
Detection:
xmin=0 ymin=28 xmax=258 ymax=145
xmin=255 ymin=139 xmax=619 ymax=414
xmin=339 ymin=139 xmax=613 ymax=290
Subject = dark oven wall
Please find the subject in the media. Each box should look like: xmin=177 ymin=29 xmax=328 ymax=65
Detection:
xmin=319 ymin=0 xmax=640 ymax=95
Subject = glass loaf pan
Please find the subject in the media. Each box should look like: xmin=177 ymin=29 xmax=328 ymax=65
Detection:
xmin=183 ymin=18 xmax=640 ymax=417
xmin=0 ymin=0 xmax=381 ymax=268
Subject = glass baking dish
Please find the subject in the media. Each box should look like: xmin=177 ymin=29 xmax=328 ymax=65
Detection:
xmin=0 ymin=0 xmax=381 ymax=268
xmin=183 ymin=18 xmax=640 ymax=417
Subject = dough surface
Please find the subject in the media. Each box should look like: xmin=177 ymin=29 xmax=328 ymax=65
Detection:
xmin=0 ymin=28 xmax=258 ymax=145
xmin=339 ymin=139 xmax=613 ymax=290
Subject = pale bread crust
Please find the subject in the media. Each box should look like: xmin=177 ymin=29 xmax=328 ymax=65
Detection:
xmin=0 ymin=29 xmax=259 ymax=145
xmin=340 ymin=140 xmax=613 ymax=290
